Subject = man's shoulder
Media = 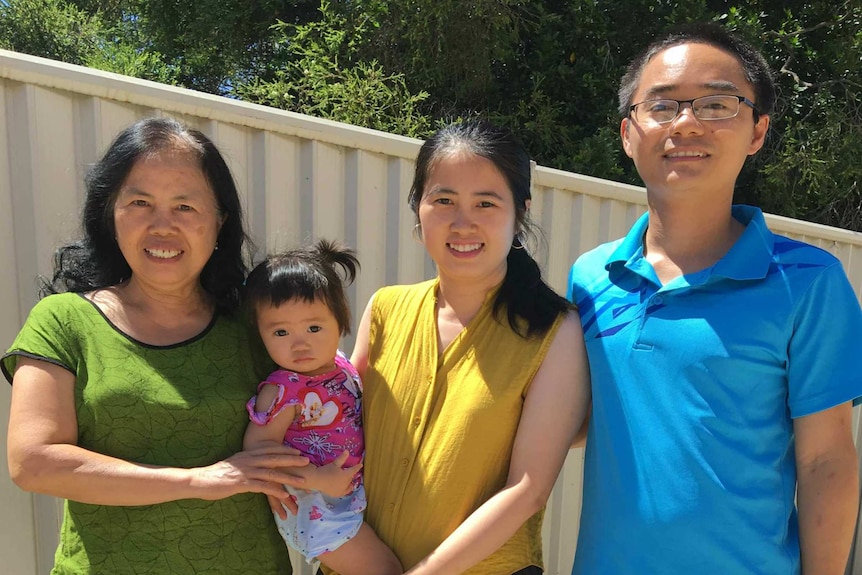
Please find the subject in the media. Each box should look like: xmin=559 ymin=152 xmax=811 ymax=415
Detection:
xmin=570 ymin=238 xmax=625 ymax=281
xmin=761 ymin=234 xmax=855 ymax=311
xmin=567 ymin=238 xmax=627 ymax=303
xmin=573 ymin=238 xmax=625 ymax=269
xmin=769 ymin=232 xmax=842 ymax=269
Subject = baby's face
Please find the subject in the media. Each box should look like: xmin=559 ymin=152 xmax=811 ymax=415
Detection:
xmin=256 ymin=298 xmax=341 ymax=376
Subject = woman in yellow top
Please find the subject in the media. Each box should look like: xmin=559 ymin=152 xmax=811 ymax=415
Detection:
xmin=350 ymin=119 xmax=591 ymax=575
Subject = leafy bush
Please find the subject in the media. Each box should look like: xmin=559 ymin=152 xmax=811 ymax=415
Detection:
xmin=235 ymin=1 xmax=432 ymax=138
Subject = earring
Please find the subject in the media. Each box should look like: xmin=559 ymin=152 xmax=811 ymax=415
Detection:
xmin=512 ymin=233 xmax=526 ymax=250
xmin=214 ymin=242 xmax=219 ymax=251
xmin=412 ymin=223 xmax=423 ymax=243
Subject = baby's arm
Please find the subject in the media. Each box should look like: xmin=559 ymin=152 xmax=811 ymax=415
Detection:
xmin=244 ymin=383 xmax=301 ymax=518
xmin=243 ymin=383 xmax=299 ymax=451
xmin=296 ymin=450 xmax=362 ymax=497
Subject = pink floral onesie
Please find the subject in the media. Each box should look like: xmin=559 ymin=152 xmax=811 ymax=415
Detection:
xmin=246 ymin=350 xmax=365 ymax=562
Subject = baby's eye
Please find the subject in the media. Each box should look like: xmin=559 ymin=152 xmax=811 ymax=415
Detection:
xmin=274 ymin=329 xmax=288 ymax=337
xmin=308 ymin=325 xmax=322 ymax=333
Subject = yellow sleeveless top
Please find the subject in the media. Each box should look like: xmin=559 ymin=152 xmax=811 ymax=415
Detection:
xmin=360 ymin=279 xmax=563 ymax=574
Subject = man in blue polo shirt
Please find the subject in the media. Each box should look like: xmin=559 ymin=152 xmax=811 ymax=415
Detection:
xmin=568 ymin=23 xmax=862 ymax=574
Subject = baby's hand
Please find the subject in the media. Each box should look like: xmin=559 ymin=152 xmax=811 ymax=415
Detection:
xmin=302 ymin=450 xmax=362 ymax=498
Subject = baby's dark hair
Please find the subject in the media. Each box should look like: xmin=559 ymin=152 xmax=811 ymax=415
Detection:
xmin=244 ymin=239 xmax=359 ymax=336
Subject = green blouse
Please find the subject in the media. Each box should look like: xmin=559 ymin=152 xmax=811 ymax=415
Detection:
xmin=2 ymin=293 xmax=291 ymax=574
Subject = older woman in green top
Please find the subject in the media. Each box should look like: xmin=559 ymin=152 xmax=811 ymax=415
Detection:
xmin=3 ymin=118 xmax=306 ymax=574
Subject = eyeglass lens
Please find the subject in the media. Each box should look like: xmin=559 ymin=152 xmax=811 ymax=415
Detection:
xmin=635 ymin=95 xmax=742 ymax=123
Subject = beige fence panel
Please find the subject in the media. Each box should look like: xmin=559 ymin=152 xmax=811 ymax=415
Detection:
xmin=2 ymin=50 xmax=861 ymax=575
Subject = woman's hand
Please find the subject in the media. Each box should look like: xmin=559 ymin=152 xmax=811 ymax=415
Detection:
xmin=192 ymin=445 xmax=309 ymax=501
xmin=193 ymin=445 xmax=309 ymax=519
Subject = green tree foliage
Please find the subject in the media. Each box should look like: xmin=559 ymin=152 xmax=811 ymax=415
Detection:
xmin=117 ymin=0 xmax=320 ymax=93
xmin=346 ymin=1 xmax=717 ymax=178
xmin=0 ymin=0 xmax=859 ymax=230
xmin=235 ymin=1 xmax=432 ymax=137
xmin=343 ymin=0 xmax=861 ymax=230
xmin=0 ymin=0 xmax=320 ymax=91
xmin=0 ymin=0 xmax=178 ymax=82
xmin=0 ymin=0 xmax=103 ymax=64
xmin=723 ymin=1 xmax=862 ymax=230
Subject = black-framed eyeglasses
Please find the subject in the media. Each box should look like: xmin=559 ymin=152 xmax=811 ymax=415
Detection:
xmin=629 ymin=95 xmax=758 ymax=124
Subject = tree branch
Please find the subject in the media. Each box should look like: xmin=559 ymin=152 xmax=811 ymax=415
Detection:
xmin=763 ymin=6 xmax=853 ymax=90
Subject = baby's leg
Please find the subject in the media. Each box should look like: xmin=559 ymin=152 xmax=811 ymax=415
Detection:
xmin=317 ymin=522 xmax=402 ymax=575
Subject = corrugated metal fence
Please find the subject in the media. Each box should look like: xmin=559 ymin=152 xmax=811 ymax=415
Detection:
xmin=1 ymin=50 xmax=861 ymax=575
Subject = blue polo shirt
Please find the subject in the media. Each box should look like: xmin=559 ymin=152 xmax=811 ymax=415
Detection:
xmin=568 ymin=205 xmax=862 ymax=575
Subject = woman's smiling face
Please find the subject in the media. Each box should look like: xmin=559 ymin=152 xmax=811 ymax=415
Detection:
xmin=417 ymin=151 xmax=517 ymax=288
xmin=113 ymin=149 xmax=224 ymax=295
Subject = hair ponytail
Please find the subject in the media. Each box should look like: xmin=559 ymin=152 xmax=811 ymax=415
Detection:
xmin=494 ymin=241 xmax=573 ymax=338
xmin=312 ymin=239 xmax=359 ymax=287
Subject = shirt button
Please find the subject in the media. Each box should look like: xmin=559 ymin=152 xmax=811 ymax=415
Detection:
xmin=400 ymin=458 xmax=409 ymax=466
xmin=389 ymin=502 xmax=396 ymax=511
xmin=413 ymin=417 xmax=421 ymax=426
xmin=653 ymin=296 xmax=663 ymax=305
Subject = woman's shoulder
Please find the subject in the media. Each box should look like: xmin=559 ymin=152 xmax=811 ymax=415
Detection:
xmin=26 ymin=292 xmax=93 ymax=322
xmin=551 ymin=309 xmax=585 ymax=344
xmin=372 ymin=279 xmax=437 ymax=311
xmin=34 ymin=291 xmax=86 ymax=305
xmin=3 ymin=294 xmax=93 ymax=382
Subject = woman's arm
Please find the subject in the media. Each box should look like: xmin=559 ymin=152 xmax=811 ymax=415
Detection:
xmin=406 ymin=312 xmax=591 ymax=575
xmin=8 ymin=357 xmax=309 ymax=506
xmin=350 ymin=293 xmax=375 ymax=379
xmin=571 ymin=404 xmax=591 ymax=449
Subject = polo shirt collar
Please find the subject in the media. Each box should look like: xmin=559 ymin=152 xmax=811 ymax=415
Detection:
xmin=605 ymin=204 xmax=774 ymax=283
xmin=712 ymin=205 xmax=774 ymax=280
xmin=606 ymin=210 xmax=656 ymax=283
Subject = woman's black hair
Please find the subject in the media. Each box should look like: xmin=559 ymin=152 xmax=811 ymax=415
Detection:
xmin=42 ymin=117 xmax=251 ymax=314
xmin=408 ymin=119 xmax=572 ymax=338
xmin=244 ymin=239 xmax=359 ymax=336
